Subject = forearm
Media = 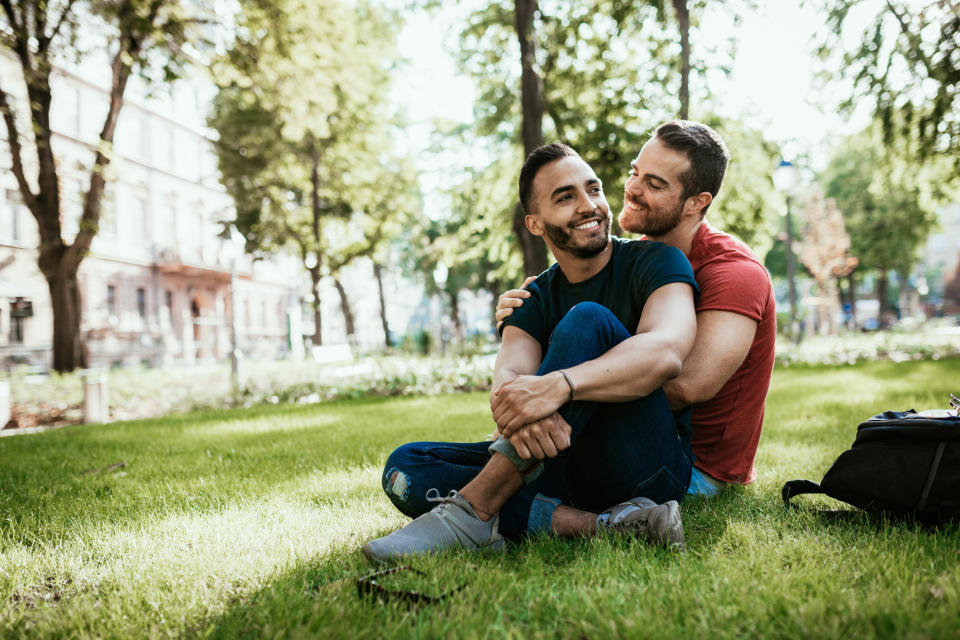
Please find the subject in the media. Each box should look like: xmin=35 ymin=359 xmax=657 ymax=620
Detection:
xmin=492 ymin=363 xmax=524 ymax=392
xmin=562 ymin=332 xmax=685 ymax=403
xmin=662 ymin=310 xmax=758 ymax=409
xmin=491 ymin=326 xmax=541 ymax=401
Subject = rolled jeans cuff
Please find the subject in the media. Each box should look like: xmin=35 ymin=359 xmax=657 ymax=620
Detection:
xmin=527 ymin=493 xmax=562 ymax=534
xmin=488 ymin=436 xmax=544 ymax=484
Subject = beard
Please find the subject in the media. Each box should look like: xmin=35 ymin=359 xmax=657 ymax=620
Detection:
xmin=542 ymin=214 xmax=611 ymax=258
xmin=619 ymin=195 xmax=684 ymax=237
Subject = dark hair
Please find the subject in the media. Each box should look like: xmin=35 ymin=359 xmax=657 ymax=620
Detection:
xmin=653 ymin=120 xmax=729 ymax=215
xmin=518 ymin=143 xmax=581 ymax=215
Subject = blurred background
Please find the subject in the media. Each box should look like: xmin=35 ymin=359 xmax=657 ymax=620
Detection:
xmin=1 ymin=0 xmax=958 ymax=413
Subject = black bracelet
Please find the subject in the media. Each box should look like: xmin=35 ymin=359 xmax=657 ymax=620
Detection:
xmin=558 ymin=369 xmax=575 ymax=402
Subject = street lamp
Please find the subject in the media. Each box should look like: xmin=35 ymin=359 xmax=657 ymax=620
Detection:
xmin=773 ymin=159 xmax=800 ymax=342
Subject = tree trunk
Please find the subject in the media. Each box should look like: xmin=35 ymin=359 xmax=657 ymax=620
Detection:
xmin=373 ymin=262 xmax=391 ymax=348
xmin=514 ymin=0 xmax=549 ymax=276
xmin=848 ymin=272 xmax=858 ymax=328
xmin=671 ymin=0 xmax=691 ymax=120
xmin=447 ymin=289 xmax=464 ymax=342
xmin=309 ymin=264 xmax=322 ymax=346
xmin=45 ymin=259 xmax=85 ymax=372
xmin=333 ymin=278 xmax=356 ymax=342
xmin=876 ymin=270 xmax=891 ymax=326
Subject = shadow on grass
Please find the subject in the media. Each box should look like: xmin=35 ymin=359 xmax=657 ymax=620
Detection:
xmin=182 ymin=530 xmax=691 ymax=640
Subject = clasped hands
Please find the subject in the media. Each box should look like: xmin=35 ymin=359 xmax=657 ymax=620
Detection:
xmin=490 ymin=372 xmax=572 ymax=460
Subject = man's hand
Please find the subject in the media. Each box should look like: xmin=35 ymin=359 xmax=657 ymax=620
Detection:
xmin=508 ymin=413 xmax=572 ymax=460
xmin=495 ymin=276 xmax=536 ymax=331
xmin=491 ymin=372 xmax=569 ymax=435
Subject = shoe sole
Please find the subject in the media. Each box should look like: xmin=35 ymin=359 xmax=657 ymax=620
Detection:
xmin=360 ymin=537 xmax=506 ymax=564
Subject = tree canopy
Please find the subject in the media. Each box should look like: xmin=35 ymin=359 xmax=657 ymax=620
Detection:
xmin=820 ymin=120 xmax=954 ymax=313
xmin=209 ymin=0 xmax=418 ymax=344
xmin=817 ymin=0 xmax=960 ymax=159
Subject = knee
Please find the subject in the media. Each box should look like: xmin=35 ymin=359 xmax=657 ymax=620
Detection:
xmin=381 ymin=444 xmax=418 ymax=512
xmin=552 ymin=302 xmax=625 ymax=343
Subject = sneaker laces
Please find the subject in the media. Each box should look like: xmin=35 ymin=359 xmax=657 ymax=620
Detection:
xmin=423 ymin=489 xmax=492 ymax=546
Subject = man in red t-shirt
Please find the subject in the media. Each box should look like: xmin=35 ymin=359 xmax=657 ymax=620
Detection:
xmin=498 ymin=120 xmax=776 ymax=495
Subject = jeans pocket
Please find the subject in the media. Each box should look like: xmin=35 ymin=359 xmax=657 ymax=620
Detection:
xmin=632 ymin=465 xmax=686 ymax=503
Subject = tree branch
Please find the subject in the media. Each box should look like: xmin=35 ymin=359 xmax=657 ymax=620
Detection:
xmin=72 ymin=45 xmax=134 ymax=258
xmin=884 ymin=0 xmax=936 ymax=77
xmin=39 ymin=0 xmax=80 ymax=53
xmin=0 ymin=0 xmax=20 ymax=34
xmin=0 ymin=83 xmax=37 ymax=210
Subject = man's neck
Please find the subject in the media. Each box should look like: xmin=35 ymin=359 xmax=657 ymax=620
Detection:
xmin=648 ymin=217 xmax=704 ymax=257
xmin=553 ymin=240 xmax=614 ymax=284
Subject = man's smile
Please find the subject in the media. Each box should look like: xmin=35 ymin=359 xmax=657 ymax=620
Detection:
xmin=623 ymin=195 xmax=645 ymax=212
xmin=572 ymin=219 xmax=601 ymax=231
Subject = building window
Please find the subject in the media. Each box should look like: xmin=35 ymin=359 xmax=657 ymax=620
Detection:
xmin=10 ymin=316 xmax=25 ymax=344
xmin=165 ymin=289 xmax=174 ymax=323
xmin=4 ymin=190 xmax=25 ymax=243
xmin=137 ymin=287 xmax=147 ymax=319
xmin=9 ymin=298 xmax=32 ymax=344
xmin=107 ymin=285 xmax=117 ymax=317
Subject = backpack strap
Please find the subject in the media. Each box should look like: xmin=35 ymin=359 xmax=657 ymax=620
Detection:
xmin=917 ymin=442 xmax=947 ymax=512
xmin=781 ymin=479 xmax=824 ymax=507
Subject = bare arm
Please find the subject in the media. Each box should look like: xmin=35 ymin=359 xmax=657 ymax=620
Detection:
xmin=663 ymin=310 xmax=758 ymax=409
xmin=491 ymin=326 xmax=573 ymax=459
xmin=491 ymin=325 xmax=541 ymax=391
xmin=493 ymin=282 xmax=697 ymax=434
xmin=562 ymin=281 xmax=697 ymax=402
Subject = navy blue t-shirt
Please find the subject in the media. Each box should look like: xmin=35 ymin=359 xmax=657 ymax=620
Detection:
xmin=500 ymin=237 xmax=698 ymax=354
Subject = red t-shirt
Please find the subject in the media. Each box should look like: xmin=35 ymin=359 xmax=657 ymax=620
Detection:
xmin=686 ymin=223 xmax=776 ymax=484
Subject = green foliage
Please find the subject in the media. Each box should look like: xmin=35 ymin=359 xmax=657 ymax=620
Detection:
xmin=442 ymin=2 xmax=774 ymax=281
xmin=2 ymin=360 xmax=960 ymax=637
xmin=704 ymin=115 xmax=782 ymax=258
xmin=816 ymin=0 xmax=960 ymax=159
xmin=458 ymin=1 xmax=679 ymax=221
xmin=820 ymin=121 xmax=953 ymax=278
xmin=208 ymin=0 xmax=417 ymax=277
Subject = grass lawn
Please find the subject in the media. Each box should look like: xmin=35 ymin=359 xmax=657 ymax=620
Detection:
xmin=2 ymin=359 xmax=959 ymax=639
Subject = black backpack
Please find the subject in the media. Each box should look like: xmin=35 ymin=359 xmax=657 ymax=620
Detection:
xmin=782 ymin=409 xmax=960 ymax=523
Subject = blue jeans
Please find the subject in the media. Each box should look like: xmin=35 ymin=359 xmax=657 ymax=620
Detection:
xmin=380 ymin=302 xmax=693 ymax=539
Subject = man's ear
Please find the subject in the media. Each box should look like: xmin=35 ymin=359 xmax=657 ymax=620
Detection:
xmin=525 ymin=214 xmax=544 ymax=237
xmin=685 ymin=192 xmax=712 ymax=217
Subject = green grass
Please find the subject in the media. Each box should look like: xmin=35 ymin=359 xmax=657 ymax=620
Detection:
xmin=2 ymin=359 xmax=959 ymax=639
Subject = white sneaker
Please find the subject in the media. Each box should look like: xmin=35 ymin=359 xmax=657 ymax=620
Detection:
xmin=362 ymin=489 xmax=504 ymax=563
xmin=599 ymin=497 xmax=685 ymax=551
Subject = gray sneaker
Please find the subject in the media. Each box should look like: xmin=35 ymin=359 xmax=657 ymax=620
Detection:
xmin=362 ymin=489 xmax=504 ymax=563
xmin=599 ymin=497 xmax=685 ymax=551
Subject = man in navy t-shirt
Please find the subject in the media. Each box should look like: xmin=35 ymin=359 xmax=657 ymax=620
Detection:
xmin=363 ymin=143 xmax=699 ymax=561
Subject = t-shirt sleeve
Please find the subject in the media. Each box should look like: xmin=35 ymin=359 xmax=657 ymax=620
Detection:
xmin=695 ymin=258 xmax=770 ymax=321
xmin=633 ymin=243 xmax=699 ymax=303
xmin=498 ymin=278 xmax=548 ymax=349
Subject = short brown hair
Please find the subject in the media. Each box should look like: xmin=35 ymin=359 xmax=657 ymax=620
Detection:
xmin=654 ymin=120 xmax=729 ymax=214
xmin=518 ymin=143 xmax=580 ymax=215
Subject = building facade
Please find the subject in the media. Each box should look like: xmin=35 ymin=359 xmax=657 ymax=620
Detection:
xmin=0 ymin=55 xmax=303 ymax=369
xmin=919 ymin=203 xmax=960 ymax=313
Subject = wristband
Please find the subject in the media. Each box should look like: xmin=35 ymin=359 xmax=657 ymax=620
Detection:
xmin=558 ymin=369 xmax=575 ymax=402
